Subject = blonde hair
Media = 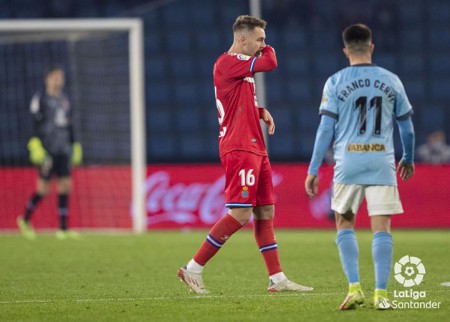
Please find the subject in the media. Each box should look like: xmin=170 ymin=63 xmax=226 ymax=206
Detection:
xmin=233 ymin=15 xmax=267 ymax=33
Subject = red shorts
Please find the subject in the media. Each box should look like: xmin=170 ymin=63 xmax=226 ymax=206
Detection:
xmin=220 ymin=151 xmax=274 ymax=208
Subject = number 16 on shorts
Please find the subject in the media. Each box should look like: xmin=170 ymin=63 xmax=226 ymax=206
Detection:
xmin=239 ymin=169 xmax=255 ymax=186
xmin=222 ymin=151 xmax=274 ymax=208
xmin=239 ymin=169 xmax=254 ymax=200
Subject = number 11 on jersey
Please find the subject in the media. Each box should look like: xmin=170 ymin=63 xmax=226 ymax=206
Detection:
xmin=355 ymin=96 xmax=382 ymax=136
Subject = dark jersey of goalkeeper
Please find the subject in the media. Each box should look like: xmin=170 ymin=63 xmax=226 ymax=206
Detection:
xmin=18 ymin=67 xmax=82 ymax=240
xmin=27 ymin=67 xmax=82 ymax=168
xmin=30 ymin=91 xmax=75 ymax=156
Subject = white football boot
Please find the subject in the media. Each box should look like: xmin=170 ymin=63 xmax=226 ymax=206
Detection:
xmin=177 ymin=266 xmax=209 ymax=294
xmin=267 ymin=279 xmax=313 ymax=292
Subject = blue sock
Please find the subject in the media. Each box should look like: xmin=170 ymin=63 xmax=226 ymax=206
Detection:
xmin=372 ymin=231 xmax=393 ymax=290
xmin=336 ymin=229 xmax=359 ymax=284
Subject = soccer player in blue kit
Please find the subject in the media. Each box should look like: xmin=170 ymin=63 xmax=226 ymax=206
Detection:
xmin=305 ymin=24 xmax=415 ymax=310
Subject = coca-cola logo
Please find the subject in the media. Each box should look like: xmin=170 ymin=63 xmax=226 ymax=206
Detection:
xmin=145 ymin=171 xmax=283 ymax=226
xmin=145 ymin=171 xmax=226 ymax=225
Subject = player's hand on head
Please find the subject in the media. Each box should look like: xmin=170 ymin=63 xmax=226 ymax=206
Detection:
xmin=397 ymin=160 xmax=414 ymax=181
xmin=305 ymin=174 xmax=319 ymax=199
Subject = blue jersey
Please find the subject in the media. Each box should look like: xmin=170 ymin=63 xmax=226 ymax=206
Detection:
xmin=320 ymin=64 xmax=413 ymax=185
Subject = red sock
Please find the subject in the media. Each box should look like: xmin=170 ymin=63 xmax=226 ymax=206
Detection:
xmin=193 ymin=214 xmax=243 ymax=266
xmin=254 ymin=219 xmax=282 ymax=276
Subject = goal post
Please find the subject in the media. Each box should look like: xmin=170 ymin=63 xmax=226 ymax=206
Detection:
xmin=0 ymin=19 xmax=146 ymax=233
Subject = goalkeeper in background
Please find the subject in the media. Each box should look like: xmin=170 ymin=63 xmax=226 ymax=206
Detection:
xmin=17 ymin=66 xmax=82 ymax=240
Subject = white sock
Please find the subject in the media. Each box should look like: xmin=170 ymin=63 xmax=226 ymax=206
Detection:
xmin=186 ymin=259 xmax=203 ymax=274
xmin=270 ymin=272 xmax=287 ymax=284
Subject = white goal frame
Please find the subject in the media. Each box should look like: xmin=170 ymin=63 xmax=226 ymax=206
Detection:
xmin=0 ymin=19 xmax=147 ymax=233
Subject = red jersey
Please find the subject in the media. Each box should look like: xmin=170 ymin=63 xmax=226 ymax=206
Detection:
xmin=213 ymin=45 xmax=277 ymax=157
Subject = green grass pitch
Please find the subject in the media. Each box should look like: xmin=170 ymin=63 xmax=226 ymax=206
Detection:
xmin=1 ymin=230 xmax=449 ymax=321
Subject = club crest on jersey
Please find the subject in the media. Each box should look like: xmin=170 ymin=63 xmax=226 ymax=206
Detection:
xmin=237 ymin=54 xmax=251 ymax=61
xmin=241 ymin=186 xmax=250 ymax=199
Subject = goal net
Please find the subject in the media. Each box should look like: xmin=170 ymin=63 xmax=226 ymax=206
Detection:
xmin=0 ymin=19 xmax=146 ymax=233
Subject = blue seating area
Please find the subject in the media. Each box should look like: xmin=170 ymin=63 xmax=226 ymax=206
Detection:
xmin=0 ymin=0 xmax=449 ymax=164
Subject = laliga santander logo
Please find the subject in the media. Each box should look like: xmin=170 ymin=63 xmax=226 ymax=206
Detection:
xmin=390 ymin=256 xmax=442 ymax=309
xmin=394 ymin=255 xmax=426 ymax=287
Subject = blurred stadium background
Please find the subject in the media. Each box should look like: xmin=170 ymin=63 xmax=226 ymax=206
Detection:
xmin=0 ymin=0 xmax=449 ymax=231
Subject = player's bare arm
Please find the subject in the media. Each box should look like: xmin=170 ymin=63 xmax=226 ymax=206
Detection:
xmin=397 ymin=160 xmax=415 ymax=181
xmin=305 ymin=174 xmax=319 ymax=199
xmin=260 ymin=108 xmax=275 ymax=135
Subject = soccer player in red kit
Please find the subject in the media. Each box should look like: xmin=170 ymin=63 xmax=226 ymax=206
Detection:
xmin=177 ymin=15 xmax=313 ymax=294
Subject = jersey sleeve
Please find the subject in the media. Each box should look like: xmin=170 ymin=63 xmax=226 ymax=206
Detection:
xmin=396 ymin=117 xmax=415 ymax=163
xmin=393 ymin=77 xmax=413 ymax=120
xmin=30 ymin=93 xmax=40 ymax=114
xmin=220 ymin=46 xmax=277 ymax=80
xmin=30 ymin=93 xmax=43 ymax=138
xmin=308 ymin=114 xmax=335 ymax=175
xmin=319 ymin=77 xmax=338 ymax=119
xmin=252 ymin=45 xmax=277 ymax=72
xmin=65 ymin=96 xmax=76 ymax=143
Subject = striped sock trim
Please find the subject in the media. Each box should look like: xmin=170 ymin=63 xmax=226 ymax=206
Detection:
xmin=206 ymin=234 xmax=223 ymax=249
xmin=259 ymin=242 xmax=278 ymax=253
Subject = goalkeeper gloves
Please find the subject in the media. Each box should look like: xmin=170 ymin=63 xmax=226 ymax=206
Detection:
xmin=71 ymin=142 xmax=83 ymax=166
xmin=27 ymin=137 xmax=46 ymax=165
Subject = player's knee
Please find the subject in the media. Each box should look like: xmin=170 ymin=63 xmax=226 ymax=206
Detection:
xmin=253 ymin=204 xmax=274 ymax=220
xmin=37 ymin=189 xmax=49 ymax=197
xmin=371 ymin=215 xmax=391 ymax=233
xmin=239 ymin=217 xmax=251 ymax=225
xmin=231 ymin=214 xmax=251 ymax=226
xmin=36 ymin=180 xmax=50 ymax=196
xmin=57 ymin=179 xmax=72 ymax=194
xmin=58 ymin=185 xmax=72 ymax=195
xmin=372 ymin=226 xmax=391 ymax=234
xmin=335 ymin=211 xmax=355 ymax=229
xmin=229 ymin=208 xmax=252 ymax=225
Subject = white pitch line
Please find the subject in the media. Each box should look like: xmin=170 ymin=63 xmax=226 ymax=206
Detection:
xmin=0 ymin=288 xmax=447 ymax=305
xmin=0 ymin=292 xmax=339 ymax=305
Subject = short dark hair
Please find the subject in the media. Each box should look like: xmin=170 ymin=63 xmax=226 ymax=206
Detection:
xmin=342 ymin=24 xmax=372 ymax=54
xmin=44 ymin=65 xmax=64 ymax=77
xmin=233 ymin=15 xmax=267 ymax=33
